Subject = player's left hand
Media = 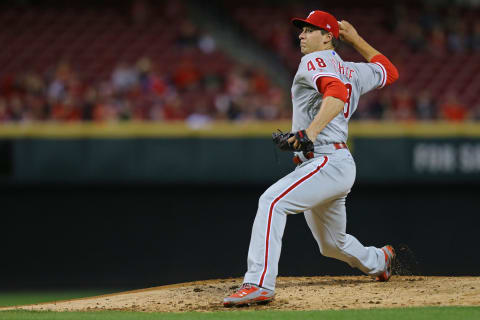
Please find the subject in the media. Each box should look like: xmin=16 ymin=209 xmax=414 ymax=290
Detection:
xmin=286 ymin=130 xmax=314 ymax=152
xmin=286 ymin=129 xmax=315 ymax=150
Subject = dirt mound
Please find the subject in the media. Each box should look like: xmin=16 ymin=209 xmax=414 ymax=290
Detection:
xmin=3 ymin=276 xmax=479 ymax=312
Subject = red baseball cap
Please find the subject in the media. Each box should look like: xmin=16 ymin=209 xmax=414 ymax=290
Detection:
xmin=292 ymin=10 xmax=339 ymax=39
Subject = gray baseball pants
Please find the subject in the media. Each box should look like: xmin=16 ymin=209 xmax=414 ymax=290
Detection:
xmin=243 ymin=149 xmax=386 ymax=290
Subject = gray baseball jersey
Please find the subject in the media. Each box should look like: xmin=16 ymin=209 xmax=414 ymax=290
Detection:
xmin=292 ymin=49 xmax=386 ymax=145
xmin=242 ymin=49 xmax=389 ymax=291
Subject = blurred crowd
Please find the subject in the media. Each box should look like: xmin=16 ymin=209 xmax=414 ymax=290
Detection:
xmin=355 ymin=88 xmax=480 ymax=121
xmin=0 ymin=56 xmax=290 ymax=124
xmin=354 ymin=3 xmax=480 ymax=121
xmin=390 ymin=3 xmax=480 ymax=54
xmin=232 ymin=2 xmax=480 ymax=122
xmin=0 ymin=0 xmax=290 ymax=124
xmin=0 ymin=1 xmax=480 ymax=123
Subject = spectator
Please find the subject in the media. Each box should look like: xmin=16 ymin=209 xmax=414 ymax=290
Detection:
xmin=186 ymin=98 xmax=212 ymax=129
xmin=447 ymin=21 xmax=468 ymax=53
xmin=406 ymin=22 xmax=427 ymax=52
xmin=470 ymin=103 xmax=480 ymax=120
xmin=25 ymin=93 xmax=48 ymax=121
xmin=226 ymin=67 xmax=249 ymax=98
xmin=392 ymin=87 xmax=415 ymax=121
xmin=198 ymin=34 xmax=216 ymax=54
xmin=214 ymin=93 xmax=232 ymax=120
xmin=369 ymin=91 xmax=393 ymax=120
xmin=176 ymin=21 xmax=200 ymax=50
xmin=81 ymin=86 xmax=97 ymax=121
xmin=47 ymin=61 xmax=74 ymax=102
xmin=162 ymin=94 xmax=187 ymax=120
xmin=112 ymin=62 xmax=138 ymax=92
xmin=440 ymin=92 xmax=468 ymax=122
xmin=0 ymin=98 xmax=9 ymax=122
xmin=9 ymin=95 xmax=24 ymax=122
xmin=172 ymin=58 xmax=201 ymax=91
xmin=429 ymin=25 xmax=447 ymax=55
xmin=415 ymin=90 xmax=437 ymax=120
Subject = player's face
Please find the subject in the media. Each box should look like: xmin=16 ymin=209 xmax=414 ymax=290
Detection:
xmin=299 ymin=26 xmax=332 ymax=54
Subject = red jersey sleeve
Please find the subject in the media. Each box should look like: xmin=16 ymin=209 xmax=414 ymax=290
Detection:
xmin=315 ymin=76 xmax=348 ymax=103
xmin=370 ymin=54 xmax=399 ymax=86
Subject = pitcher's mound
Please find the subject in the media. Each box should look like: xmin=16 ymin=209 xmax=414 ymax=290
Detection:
xmin=6 ymin=276 xmax=480 ymax=312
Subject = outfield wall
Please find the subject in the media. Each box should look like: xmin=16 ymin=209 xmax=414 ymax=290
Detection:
xmin=1 ymin=121 xmax=480 ymax=184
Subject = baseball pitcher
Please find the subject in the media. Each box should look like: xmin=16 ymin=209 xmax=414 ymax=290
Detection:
xmin=224 ymin=10 xmax=399 ymax=306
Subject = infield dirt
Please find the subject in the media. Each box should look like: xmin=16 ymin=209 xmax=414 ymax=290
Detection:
xmin=2 ymin=276 xmax=479 ymax=312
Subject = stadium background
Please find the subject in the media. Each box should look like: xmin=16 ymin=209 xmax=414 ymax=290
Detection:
xmin=0 ymin=0 xmax=479 ymax=293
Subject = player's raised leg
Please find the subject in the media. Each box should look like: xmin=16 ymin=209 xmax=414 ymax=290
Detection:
xmin=304 ymin=197 xmax=394 ymax=278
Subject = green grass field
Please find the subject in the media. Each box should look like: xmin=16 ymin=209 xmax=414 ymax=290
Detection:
xmin=0 ymin=291 xmax=116 ymax=308
xmin=1 ymin=292 xmax=479 ymax=320
xmin=1 ymin=308 xmax=479 ymax=320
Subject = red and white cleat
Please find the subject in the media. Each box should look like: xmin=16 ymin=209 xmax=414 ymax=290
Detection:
xmin=376 ymin=245 xmax=396 ymax=282
xmin=223 ymin=283 xmax=275 ymax=307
